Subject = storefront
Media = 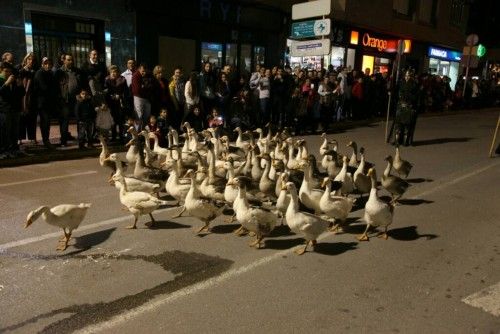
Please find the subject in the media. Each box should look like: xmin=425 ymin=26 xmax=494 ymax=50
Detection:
xmin=286 ymin=28 xmax=412 ymax=74
xmin=349 ymin=30 xmax=412 ymax=75
xmin=427 ymin=46 xmax=462 ymax=90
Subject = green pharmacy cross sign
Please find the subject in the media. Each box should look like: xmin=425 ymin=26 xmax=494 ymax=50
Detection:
xmin=476 ymin=44 xmax=486 ymax=57
xmin=291 ymin=19 xmax=330 ymax=39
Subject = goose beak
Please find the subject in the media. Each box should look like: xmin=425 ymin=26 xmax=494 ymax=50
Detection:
xmin=24 ymin=219 xmax=33 ymax=228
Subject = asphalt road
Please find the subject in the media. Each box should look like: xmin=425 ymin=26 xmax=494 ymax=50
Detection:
xmin=0 ymin=109 xmax=499 ymax=334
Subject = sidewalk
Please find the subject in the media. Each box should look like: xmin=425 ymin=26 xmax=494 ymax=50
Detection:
xmin=0 ymin=108 xmax=497 ymax=168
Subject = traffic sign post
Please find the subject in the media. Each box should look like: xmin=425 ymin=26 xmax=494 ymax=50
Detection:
xmin=462 ymin=34 xmax=480 ymax=98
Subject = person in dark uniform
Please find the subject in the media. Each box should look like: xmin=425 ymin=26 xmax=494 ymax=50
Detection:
xmin=394 ymin=70 xmax=419 ymax=146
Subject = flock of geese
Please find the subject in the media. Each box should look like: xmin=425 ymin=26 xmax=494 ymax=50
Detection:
xmin=25 ymin=123 xmax=414 ymax=254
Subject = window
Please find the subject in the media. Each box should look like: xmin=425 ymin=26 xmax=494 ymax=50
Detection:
xmin=226 ymin=43 xmax=237 ymax=67
xmin=201 ymin=42 xmax=223 ymax=68
xmin=239 ymin=44 xmax=251 ymax=73
xmin=31 ymin=13 xmax=104 ymax=68
xmin=450 ymin=0 xmax=464 ymax=26
xmin=254 ymin=46 xmax=265 ymax=66
xmin=393 ymin=0 xmax=410 ymax=15
xmin=418 ymin=0 xmax=438 ymax=24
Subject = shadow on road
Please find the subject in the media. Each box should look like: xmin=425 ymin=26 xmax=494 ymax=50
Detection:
xmin=406 ymin=178 xmax=433 ymax=183
xmin=397 ymin=199 xmax=434 ymax=206
xmin=269 ymin=224 xmax=294 ymax=237
xmin=412 ymin=137 xmax=473 ymax=146
xmin=313 ymin=241 xmax=358 ymax=256
xmin=73 ymin=228 xmax=116 ymax=250
xmin=265 ymin=237 xmax=305 ymax=250
xmin=388 ymin=225 xmax=438 ymax=241
xmin=211 ymin=223 xmax=241 ymax=234
xmin=147 ymin=220 xmax=191 ymax=230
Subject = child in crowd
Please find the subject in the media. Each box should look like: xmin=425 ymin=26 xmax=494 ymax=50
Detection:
xmin=207 ymin=107 xmax=224 ymax=137
xmin=123 ymin=115 xmax=140 ymax=144
xmin=156 ymin=108 xmax=170 ymax=147
xmin=145 ymin=114 xmax=158 ymax=149
xmin=184 ymin=105 xmax=205 ymax=133
xmin=74 ymin=88 xmax=96 ymax=149
xmin=95 ymin=103 xmax=114 ymax=138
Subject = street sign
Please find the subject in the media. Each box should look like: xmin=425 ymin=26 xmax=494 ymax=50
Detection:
xmin=466 ymin=34 xmax=479 ymax=46
xmin=460 ymin=55 xmax=479 ymax=68
xmin=292 ymin=0 xmax=331 ymax=20
xmin=463 ymin=45 xmax=478 ymax=56
xmin=290 ymin=39 xmax=331 ymax=57
xmin=291 ymin=19 xmax=330 ymax=39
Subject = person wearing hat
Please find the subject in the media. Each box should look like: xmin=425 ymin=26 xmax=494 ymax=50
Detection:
xmin=33 ymin=57 xmax=58 ymax=149
xmin=394 ymin=69 xmax=419 ymax=146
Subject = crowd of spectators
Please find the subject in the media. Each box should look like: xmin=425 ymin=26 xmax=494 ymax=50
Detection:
xmin=1 ymin=49 xmax=500 ymax=159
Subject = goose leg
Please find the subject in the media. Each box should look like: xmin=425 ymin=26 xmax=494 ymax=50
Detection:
xmin=195 ymin=222 xmax=210 ymax=234
xmin=295 ymin=240 xmax=309 ymax=255
xmin=357 ymin=224 xmax=370 ymax=241
xmin=145 ymin=213 xmax=156 ymax=227
xmin=249 ymin=236 xmax=263 ymax=248
xmin=377 ymin=226 xmax=389 ymax=240
xmin=126 ymin=216 xmax=138 ymax=229
xmin=56 ymin=231 xmax=70 ymax=251
xmin=172 ymin=206 xmax=186 ymax=218
xmin=59 ymin=228 xmax=69 ymax=241
xmin=225 ymin=213 xmax=235 ymax=224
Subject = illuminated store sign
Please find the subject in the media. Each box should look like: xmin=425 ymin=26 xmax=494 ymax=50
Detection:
xmin=428 ymin=46 xmax=461 ymax=61
xmin=352 ymin=31 xmax=411 ymax=53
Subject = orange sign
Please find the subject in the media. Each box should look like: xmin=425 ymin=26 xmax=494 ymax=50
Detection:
xmin=362 ymin=33 xmax=387 ymax=51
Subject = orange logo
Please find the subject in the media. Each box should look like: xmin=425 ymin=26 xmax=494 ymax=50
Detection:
xmin=362 ymin=33 xmax=387 ymax=51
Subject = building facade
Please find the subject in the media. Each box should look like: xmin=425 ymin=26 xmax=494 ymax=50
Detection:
xmin=286 ymin=0 xmax=470 ymax=89
xmin=0 ymin=0 xmax=135 ymax=70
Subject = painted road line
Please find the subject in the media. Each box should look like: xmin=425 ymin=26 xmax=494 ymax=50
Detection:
xmin=75 ymin=160 xmax=500 ymax=333
xmin=0 ymin=206 xmax=180 ymax=251
xmin=0 ymin=171 xmax=98 ymax=188
xmin=462 ymin=281 xmax=500 ymax=317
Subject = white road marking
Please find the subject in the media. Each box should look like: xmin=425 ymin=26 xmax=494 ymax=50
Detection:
xmin=0 ymin=207 xmax=178 ymax=251
xmin=0 ymin=171 xmax=98 ymax=188
xmin=462 ymin=281 xmax=500 ymax=317
xmin=2 ymin=160 xmax=499 ymax=332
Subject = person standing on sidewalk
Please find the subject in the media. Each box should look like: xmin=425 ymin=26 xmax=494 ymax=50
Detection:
xmin=75 ymin=88 xmax=96 ymax=149
xmin=55 ymin=54 xmax=81 ymax=146
xmin=0 ymin=62 xmax=25 ymax=158
xmin=131 ymin=63 xmax=154 ymax=129
xmin=33 ymin=57 xmax=57 ymax=149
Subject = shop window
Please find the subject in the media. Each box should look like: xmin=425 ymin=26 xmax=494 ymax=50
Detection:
xmin=30 ymin=13 xmax=103 ymax=68
xmin=330 ymin=46 xmax=345 ymax=69
xmin=201 ymin=42 xmax=223 ymax=68
xmin=254 ymin=46 xmax=265 ymax=66
xmin=240 ymin=44 xmax=251 ymax=74
xmin=226 ymin=43 xmax=237 ymax=67
xmin=362 ymin=55 xmax=374 ymax=75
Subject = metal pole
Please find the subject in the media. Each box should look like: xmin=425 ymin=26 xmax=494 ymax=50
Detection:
xmin=488 ymin=112 xmax=500 ymax=158
xmin=462 ymin=46 xmax=472 ymax=98
xmin=385 ymin=91 xmax=392 ymax=142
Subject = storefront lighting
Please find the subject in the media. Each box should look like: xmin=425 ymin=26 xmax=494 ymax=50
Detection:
xmin=105 ymin=31 xmax=111 ymax=43
xmin=24 ymin=22 xmax=32 ymax=35
xmin=350 ymin=31 xmax=359 ymax=45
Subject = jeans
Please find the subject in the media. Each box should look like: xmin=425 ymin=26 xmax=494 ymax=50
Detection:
xmin=5 ymin=112 xmax=20 ymax=151
xmin=78 ymin=121 xmax=94 ymax=146
xmin=59 ymin=102 xmax=73 ymax=145
xmin=134 ymin=96 xmax=151 ymax=128
xmin=259 ymin=97 xmax=270 ymax=126
xmin=39 ymin=107 xmax=51 ymax=144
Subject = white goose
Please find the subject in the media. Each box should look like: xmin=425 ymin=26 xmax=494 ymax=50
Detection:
xmin=353 ymin=147 xmax=371 ymax=196
xmin=183 ymin=170 xmax=226 ymax=234
xmin=275 ymin=172 xmax=291 ymax=225
xmin=116 ymin=176 xmax=169 ymax=229
xmin=393 ymin=145 xmax=413 ymax=178
xmin=358 ymin=168 xmax=395 ymax=241
xmin=299 ymin=161 xmax=323 ymax=214
xmin=319 ymin=178 xmax=354 ymax=232
xmin=230 ymin=177 xmax=278 ymax=248
xmin=334 ymin=156 xmax=354 ymax=195
xmin=25 ymin=203 xmax=91 ymax=251
xmin=285 ymin=182 xmax=330 ymax=255
xmin=108 ymin=153 xmax=160 ymax=195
